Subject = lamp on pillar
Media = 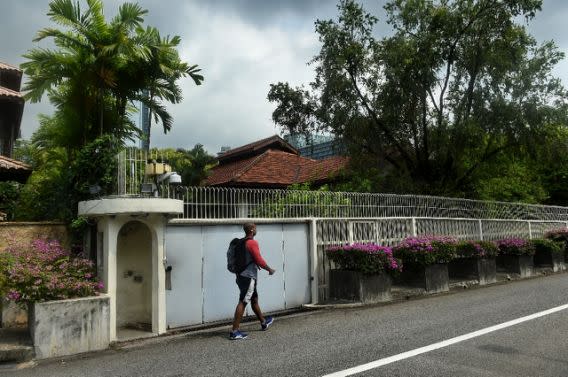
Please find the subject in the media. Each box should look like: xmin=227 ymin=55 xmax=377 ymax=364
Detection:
xmin=142 ymin=159 xmax=182 ymax=197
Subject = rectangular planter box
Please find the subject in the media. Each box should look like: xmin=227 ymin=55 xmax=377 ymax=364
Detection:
xmin=534 ymin=250 xmax=566 ymax=272
xmin=29 ymin=295 xmax=110 ymax=360
xmin=496 ymin=255 xmax=533 ymax=278
xmin=329 ymin=270 xmax=392 ymax=304
xmin=448 ymin=258 xmax=497 ymax=285
xmin=397 ymin=263 xmax=449 ymax=293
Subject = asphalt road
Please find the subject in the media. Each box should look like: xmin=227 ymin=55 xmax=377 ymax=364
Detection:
xmin=7 ymin=273 xmax=568 ymax=377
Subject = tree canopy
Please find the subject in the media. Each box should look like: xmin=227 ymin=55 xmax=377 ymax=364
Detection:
xmin=10 ymin=0 xmax=204 ymax=222
xmin=268 ymin=0 xmax=568 ymax=200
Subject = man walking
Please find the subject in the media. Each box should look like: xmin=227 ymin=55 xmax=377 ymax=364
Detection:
xmin=230 ymin=222 xmax=276 ymax=340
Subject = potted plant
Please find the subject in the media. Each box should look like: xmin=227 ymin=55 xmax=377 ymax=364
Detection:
xmin=393 ymin=236 xmax=457 ymax=293
xmin=495 ymin=238 xmax=535 ymax=278
xmin=544 ymin=228 xmax=568 ymax=263
xmin=1 ymin=239 xmax=109 ymax=359
xmin=531 ymin=238 xmax=565 ymax=272
xmin=325 ymin=243 xmax=401 ymax=304
xmin=449 ymin=240 xmax=498 ymax=285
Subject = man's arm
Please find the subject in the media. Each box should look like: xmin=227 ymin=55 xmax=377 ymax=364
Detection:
xmin=246 ymin=239 xmax=276 ymax=275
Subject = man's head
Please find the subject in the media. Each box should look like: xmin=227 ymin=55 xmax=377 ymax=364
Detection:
xmin=243 ymin=222 xmax=257 ymax=237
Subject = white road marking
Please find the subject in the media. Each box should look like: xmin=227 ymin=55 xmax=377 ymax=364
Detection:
xmin=322 ymin=303 xmax=568 ymax=377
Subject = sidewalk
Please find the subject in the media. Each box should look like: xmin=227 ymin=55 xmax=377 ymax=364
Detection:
xmin=0 ymin=266 xmax=562 ymax=371
xmin=0 ymin=328 xmax=34 ymax=371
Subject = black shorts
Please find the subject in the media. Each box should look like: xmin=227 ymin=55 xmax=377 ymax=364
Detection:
xmin=236 ymin=275 xmax=258 ymax=304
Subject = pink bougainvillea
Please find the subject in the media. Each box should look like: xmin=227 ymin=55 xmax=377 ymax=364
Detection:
xmin=326 ymin=243 xmax=402 ymax=275
xmin=0 ymin=239 xmax=103 ymax=303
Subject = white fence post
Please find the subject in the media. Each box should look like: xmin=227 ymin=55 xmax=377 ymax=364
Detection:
xmin=309 ymin=218 xmax=319 ymax=305
xmin=411 ymin=217 xmax=417 ymax=237
xmin=478 ymin=219 xmax=483 ymax=241
xmin=528 ymin=221 xmax=533 ymax=239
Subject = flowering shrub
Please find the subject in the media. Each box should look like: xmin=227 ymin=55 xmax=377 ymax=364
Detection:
xmin=0 ymin=239 xmax=103 ymax=303
xmin=495 ymin=238 xmax=535 ymax=256
xmin=325 ymin=243 xmax=402 ymax=275
xmin=393 ymin=236 xmax=457 ymax=265
xmin=455 ymin=240 xmax=498 ymax=259
xmin=531 ymin=239 xmax=564 ymax=255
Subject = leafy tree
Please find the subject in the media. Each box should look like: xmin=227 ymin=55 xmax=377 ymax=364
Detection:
xmin=152 ymin=144 xmax=216 ymax=186
xmin=14 ymin=0 xmax=204 ymax=222
xmin=268 ymin=0 xmax=567 ymax=197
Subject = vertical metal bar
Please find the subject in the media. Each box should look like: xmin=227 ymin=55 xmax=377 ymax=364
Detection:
xmin=309 ymin=219 xmax=319 ymax=305
xmin=411 ymin=217 xmax=417 ymax=237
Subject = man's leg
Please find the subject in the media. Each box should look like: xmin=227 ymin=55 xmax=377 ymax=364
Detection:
xmin=232 ymin=276 xmax=255 ymax=334
xmin=232 ymin=301 xmax=246 ymax=331
xmin=250 ymin=297 xmax=265 ymax=324
xmin=251 ymin=294 xmax=273 ymax=330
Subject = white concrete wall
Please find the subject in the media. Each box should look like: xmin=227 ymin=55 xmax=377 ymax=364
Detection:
xmin=116 ymin=221 xmax=152 ymax=328
xmin=29 ymin=296 xmax=110 ymax=360
xmin=165 ymin=221 xmax=311 ymax=328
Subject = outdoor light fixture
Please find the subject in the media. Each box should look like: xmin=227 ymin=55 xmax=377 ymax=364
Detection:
xmin=143 ymin=159 xmax=182 ymax=196
xmin=157 ymin=171 xmax=182 ymax=185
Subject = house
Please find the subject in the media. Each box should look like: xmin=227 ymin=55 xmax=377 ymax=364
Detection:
xmin=203 ymin=135 xmax=348 ymax=188
xmin=0 ymin=62 xmax=25 ymax=159
xmin=0 ymin=155 xmax=31 ymax=183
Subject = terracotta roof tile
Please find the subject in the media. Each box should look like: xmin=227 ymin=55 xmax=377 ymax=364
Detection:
xmin=0 ymin=155 xmax=31 ymax=171
xmin=204 ymin=150 xmax=348 ymax=187
xmin=0 ymin=62 xmax=22 ymax=72
xmin=0 ymin=86 xmax=23 ymax=100
xmin=218 ymin=135 xmax=298 ymax=162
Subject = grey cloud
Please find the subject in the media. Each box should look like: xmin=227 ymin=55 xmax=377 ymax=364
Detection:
xmin=3 ymin=0 xmax=568 ymax=155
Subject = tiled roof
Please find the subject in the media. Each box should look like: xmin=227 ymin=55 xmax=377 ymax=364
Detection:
xmin=204 ymin=150 xmax=348 ymax=187
xmin=0 ymin=86 xmax=23 ymax=101
xmin=218 ymin=135 xmax=298 ymax=162
xmin=0 ymin=62 xmax=22 ymax=73
xmin=0 ymin=155 xmax=31 ymax=171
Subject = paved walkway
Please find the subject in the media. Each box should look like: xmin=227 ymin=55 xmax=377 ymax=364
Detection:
xmin=0 ymin=266 xmax=561 ymax=370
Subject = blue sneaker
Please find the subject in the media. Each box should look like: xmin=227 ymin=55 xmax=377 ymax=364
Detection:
xmin=261 ymin=316 xmax=273 ymax=331
xmin=229 ymin=330 xmax=248 ymax=340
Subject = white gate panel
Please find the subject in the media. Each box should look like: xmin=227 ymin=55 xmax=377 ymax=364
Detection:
xmin=165 ymin=221 xmax=311 ymax=327
xmin=282 ymin=223 xmax=311 ymax=308
xmin=202 ymin=225 xmax=243 ymax=322
xmin=253 ymin=224 xmax=286 ymax=314
xmin=165 ymin=226 xmax=203 ymax=327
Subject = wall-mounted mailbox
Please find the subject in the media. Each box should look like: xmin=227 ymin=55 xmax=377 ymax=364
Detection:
xmin=165 ymin=266 xmax=172 ymax=290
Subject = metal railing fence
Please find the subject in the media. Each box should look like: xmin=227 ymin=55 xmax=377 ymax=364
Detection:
xmin=115 ymin=147 xmax=568 ymax=222
xmin=313 ymin=217 xmax=566 ymax=301
xmin=163 ymin=186 xmax=568 ymax=221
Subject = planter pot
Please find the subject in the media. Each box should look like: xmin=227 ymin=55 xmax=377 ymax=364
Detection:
xmin=534 ymin=250 xmax=566 ymax=272
xmin=28 ymin=295 xmax=110 ymax=359
xmin=448 ymin=258 xmax=497 ymax=285
xmin=329 ymin=270 xmax=392 ymax=304
xmin=496 ymin=255 xmax=533 ymax=278
xmin=397 ymin=263 xmax=449 ymax=293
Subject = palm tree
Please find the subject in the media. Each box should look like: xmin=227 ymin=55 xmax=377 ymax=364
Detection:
xmin=21 ymin=0 xmax=203 ymax=148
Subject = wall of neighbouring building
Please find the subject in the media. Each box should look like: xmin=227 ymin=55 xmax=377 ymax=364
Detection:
xmin=1 ymin=222 xmax=70 ymax=328
xmin=0 ymin=222 xmax=69 ymax=250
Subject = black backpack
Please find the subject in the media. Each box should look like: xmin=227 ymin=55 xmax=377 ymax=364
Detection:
xmin=226 ymin=237 xmax=251 ymax=274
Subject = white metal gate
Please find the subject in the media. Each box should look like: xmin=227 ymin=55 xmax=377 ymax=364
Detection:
xmin=164 ymin=221 xmax=310 ymax=328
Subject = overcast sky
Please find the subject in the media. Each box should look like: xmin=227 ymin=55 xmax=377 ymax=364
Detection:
xmin=2 ymin=0 xmax=568 ymax=155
